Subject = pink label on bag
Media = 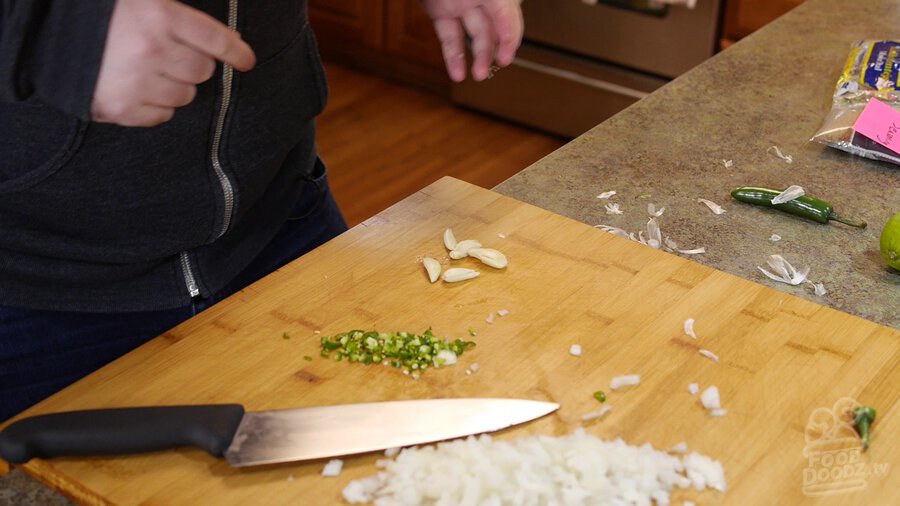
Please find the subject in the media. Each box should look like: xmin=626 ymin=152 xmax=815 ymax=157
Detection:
xmin=853 ymin=98 xmax=900 ymax=154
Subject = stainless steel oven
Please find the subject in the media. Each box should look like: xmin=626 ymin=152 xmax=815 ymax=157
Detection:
xmin=451 ymin=0 xmax=723 ymax=137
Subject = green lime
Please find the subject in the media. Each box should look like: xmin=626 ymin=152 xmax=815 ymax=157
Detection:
xmin=881 ymin=211 xmax=900 ymax=271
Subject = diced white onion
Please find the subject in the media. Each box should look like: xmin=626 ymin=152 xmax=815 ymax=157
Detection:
xmin=710 ymin=408 xmax=728 ymax=417
xmin=700 ymin=386 xmax=721 ymax=410
xmin=688 ymin=383 xmax=699 ymax=395
xmin=668 ymin=442 xmax=688 ymax=454
xmin=596 ymin=190 xmax=617 ymax=199
xmin=321 ymin=459 xmax=344 ymax=477
xmin=581 ymin=405 xmax=612 ymax=421
xmin=433 ymin=349 xmax=458 ymax=367
xmin=343 ymin=430 xmax=726 ymax=504
xmin=683 ymin=452 xmax=728 ymax=492
xmin=497 ymin=308 xmax=510 ymax=317
xmin=569 ymin=344 xmax=582 ymax=357
xmin=610 ymin=374 xmax=641 ymax=390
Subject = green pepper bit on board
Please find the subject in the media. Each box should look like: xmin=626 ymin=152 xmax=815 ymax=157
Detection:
xmin=319 ymin=329 xmax=476 ymax=375
xmin=731 ymin=186 xmax=867 ymax=228
xmin=593 ymin=391 xmax=606 ymax=403
xmin=852 ymin=406 xmax=877 ymax=451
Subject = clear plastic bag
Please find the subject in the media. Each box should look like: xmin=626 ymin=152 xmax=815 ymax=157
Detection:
xmin=811 ymin=40 xmax=900 ymax=165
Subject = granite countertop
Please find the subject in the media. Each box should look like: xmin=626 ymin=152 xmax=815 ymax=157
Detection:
xmin=3 ymin=0 xmax=899 ymax=502
xmin=497 ymin=0 xmax=900 ymax=329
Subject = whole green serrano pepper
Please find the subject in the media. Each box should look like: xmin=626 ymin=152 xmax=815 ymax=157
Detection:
xmin=730 ymin=187 xmax=867 ymax=228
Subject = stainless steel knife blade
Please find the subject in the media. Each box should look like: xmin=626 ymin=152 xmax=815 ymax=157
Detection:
xmin=225 ymin=398 xmax=559 ymax=466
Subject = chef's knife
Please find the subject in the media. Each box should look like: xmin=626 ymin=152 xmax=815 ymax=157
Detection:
xmin=0 ymin=398 xmax=558 ymax=466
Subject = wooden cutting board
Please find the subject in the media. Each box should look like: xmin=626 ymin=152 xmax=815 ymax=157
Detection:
xmin=3 ymin=177 xmax=897 ymax=505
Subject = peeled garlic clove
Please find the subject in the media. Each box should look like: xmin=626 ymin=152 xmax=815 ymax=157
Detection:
xmin=423 ymin=257 xmax=441 ymax=283
xmin=442 ymin=268 xmax=480 ymax=282
xmin=443 ymin=228 xmax=458 ymax=251
xmin=450 ymin=239 xmax=482 ymax=259
xmin=467 ymin=247 xmax=508 ymax=269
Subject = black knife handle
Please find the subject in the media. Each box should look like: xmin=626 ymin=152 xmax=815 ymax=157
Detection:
xmin=0 ymin=404 xmax=245 ymax=464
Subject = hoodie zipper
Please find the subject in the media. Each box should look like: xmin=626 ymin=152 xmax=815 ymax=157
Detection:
xmin=180 ymin=0 xmax=239 ymax=298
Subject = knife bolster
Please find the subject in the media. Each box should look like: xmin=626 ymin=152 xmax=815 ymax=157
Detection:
xmin=0 ymin=404 xmax=245 ymax=464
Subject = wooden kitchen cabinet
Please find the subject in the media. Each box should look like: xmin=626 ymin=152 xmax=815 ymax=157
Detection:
xmin=722 ymin=0 xmax=805 ymax=47
xmin=309 ymin=0 xmax=447 ymax=93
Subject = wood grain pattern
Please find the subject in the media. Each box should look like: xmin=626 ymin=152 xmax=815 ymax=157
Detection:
xmin=4 ymin=178 xmax=897 ymax=505
xmin=317 ymin=62 xmax=565 ymax=227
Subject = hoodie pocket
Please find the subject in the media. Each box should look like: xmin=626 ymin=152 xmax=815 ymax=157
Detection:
xmin=0 ymin=102 xmax=86 ymax=193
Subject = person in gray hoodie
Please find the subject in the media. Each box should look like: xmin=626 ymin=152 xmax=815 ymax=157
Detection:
xmin=0 ymin=0 xmax=523 ymax=420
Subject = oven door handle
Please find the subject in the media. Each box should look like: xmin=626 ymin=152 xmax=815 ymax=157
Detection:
xmin=510 ymin=57 xmax=651 ymax=101
xmin=650 ymin=0 xmax=697 ymax=9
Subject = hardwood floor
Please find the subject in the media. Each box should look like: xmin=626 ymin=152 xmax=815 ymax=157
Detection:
xmin=316 ymin=62 xmax=566 ymax=227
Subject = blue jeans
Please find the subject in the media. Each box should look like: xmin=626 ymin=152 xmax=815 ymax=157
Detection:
xmin=0 ymin=176 xmax=347 ymax=421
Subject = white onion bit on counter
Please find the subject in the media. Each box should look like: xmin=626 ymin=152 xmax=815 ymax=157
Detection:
xmin=610 ymin=374 xmax=641 ymax=390
xmin=486 ymin=312 xmax=495 ymax=324
xmin=668 ymin=442 xmax=689 ymax=454
xmin=321 ymin=459 xmax=344 ymax=477
xmin=342 ymin=429 xmax=727 ymax=505
xmin=723 ymin=159 xmax=733 ymax=168
xmin=770 ymin=184 xmax=805 ymax=205
xmin=688 ymin=383 xmax=700 ymax=395
xmin=605 ymin=202 xmax=623 ymax=215
xmin=497 ymin=308 xmax=510 ymax=317
xmin=569 ymin=344 xmax=583 ymax=357
xmin=684 ymin=318 xmax=698 ymax=340
xmin=700 ymin=386 xmax=721 ymax=410
xmin=581 ymin=405 xmax=612 ymax=422
xmin=699 ymin=349 xmax=720 ymax=363
xmin=770 ymin=234 xmax=782 ymax=242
